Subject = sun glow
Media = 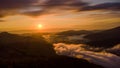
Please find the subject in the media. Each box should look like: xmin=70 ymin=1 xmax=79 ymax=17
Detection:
xmin=37 ymin=24 xmax=43 ymax=29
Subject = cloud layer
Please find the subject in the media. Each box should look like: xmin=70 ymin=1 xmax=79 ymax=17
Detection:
xmin=0 ymin=0 xmax=38 ymax=17
xmin=0 ymin=0 xmax=120 ymax=17
xmin=53 ymin=43 xmax=120 ymax=68
xmin=81 ymin=2 xmax=120 ymax=11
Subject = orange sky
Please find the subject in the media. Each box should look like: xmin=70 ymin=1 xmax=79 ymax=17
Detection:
xmin=0 ymin=0 xmax=120 ymax=33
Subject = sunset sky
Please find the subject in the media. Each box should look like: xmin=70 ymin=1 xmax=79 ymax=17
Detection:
xmin=0 ymin=0 xmax=120 ymax=33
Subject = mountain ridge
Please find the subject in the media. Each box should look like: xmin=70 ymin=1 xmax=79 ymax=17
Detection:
xmin=85 ymin=26 xmax=120 ymax=48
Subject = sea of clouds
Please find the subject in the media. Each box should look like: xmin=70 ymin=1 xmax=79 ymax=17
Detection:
xmin=53 ymin=43 xmax=120 ymax=68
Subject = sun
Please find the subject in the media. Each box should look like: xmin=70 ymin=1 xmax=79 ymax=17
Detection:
xmin=37 ymin=24 xmax=43 ymax=29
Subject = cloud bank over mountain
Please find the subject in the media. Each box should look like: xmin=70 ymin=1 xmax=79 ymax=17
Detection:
xmin=53 ymin=43 xmax=120 ymax=68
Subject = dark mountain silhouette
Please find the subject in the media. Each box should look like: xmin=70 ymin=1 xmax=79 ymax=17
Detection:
xmin=0 ymin=32 xmax=103 ymax=68
xmin=57 ymin=30 xmax=94 ymax=36
xmin=0 ymin=32 xmax=56 ymax=59
xmin=85 ymin=26 xmax=120 ymax=48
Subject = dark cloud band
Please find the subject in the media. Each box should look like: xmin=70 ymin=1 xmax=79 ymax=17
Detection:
xmin=81 ymin=2 xmax=120 ymax=11
xmin=0 ymin=0 xmax=120 ymax=18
